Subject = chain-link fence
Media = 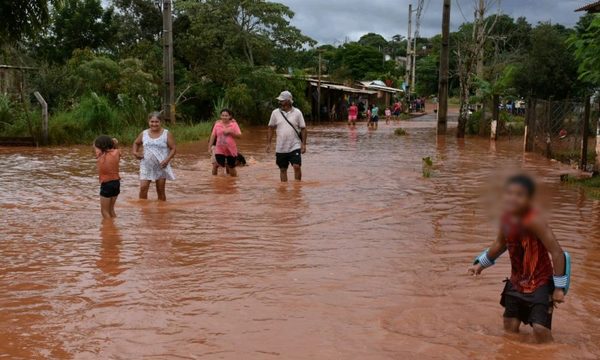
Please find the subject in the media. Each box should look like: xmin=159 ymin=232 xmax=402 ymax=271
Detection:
xmin=525 ymin=98 xmax=598 ymax=171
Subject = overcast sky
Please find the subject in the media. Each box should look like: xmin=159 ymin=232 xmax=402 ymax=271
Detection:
xmin=276 ymin=0 xmax=587 ymax=44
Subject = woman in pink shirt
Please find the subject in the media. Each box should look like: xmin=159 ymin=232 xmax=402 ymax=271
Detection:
xmin=208 ymin=109 xmax=242 ymax=177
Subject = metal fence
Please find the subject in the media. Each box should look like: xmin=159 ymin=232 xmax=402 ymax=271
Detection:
xmin=525 ymin=98 xmax=598 ymax=171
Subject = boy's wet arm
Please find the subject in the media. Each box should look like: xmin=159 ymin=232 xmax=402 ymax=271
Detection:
xmin=488 ymin=230 xmax=507 ymax=260
xmin=529 ymin=218 xmax=566 ymax=276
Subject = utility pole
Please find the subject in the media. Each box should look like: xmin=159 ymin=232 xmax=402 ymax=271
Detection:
xmin=162 ymin=0 xmax=175 ymax=123
xmin=411 ymin=36 xmax=416 ymax=93
xmin=405 ymin=3 xmax=412 ymax=96
xmin=437 ymin=0 xmax=451 ymax=135
xmin=411 ymin=1 xmax=425 ymax=97
xmin=317 ymin=50 xmax=322 ymax=121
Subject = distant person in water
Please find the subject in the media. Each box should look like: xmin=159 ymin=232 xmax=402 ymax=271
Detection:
xmin=266 ymin=91 xmax=307 ymax=182
xmin=348 ymin=102 xmax=358 ymax=126
xmin=393 ymin=101 xmax=402 ymax=117
xmin=132 ymin=112 xmax=176 ymax=201
xmin=385 ymin=107 xmax=392 ymax=124
xmin=370 ymin=104 xmax=379 ymax=129
xmin=208 ymin=109 xmax=242 ymax=177
xmin=94 ymin=135 xmax=121 ymax=219
xmin=468 ymin=174 xmax=569 ymax=343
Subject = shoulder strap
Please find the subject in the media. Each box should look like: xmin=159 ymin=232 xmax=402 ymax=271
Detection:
xmin=279 ymin=110 xmax=302 ymax=140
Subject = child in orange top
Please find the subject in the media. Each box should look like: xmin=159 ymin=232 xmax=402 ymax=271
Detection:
xmin=94 ymin=135 xmax=121 ymax=219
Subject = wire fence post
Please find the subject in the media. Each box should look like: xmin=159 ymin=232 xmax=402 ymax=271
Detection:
xmin=33 ymin=91 xmax=48 ymax=145
xmin=596 ymin=100 xmax=600 ymax=174
xmin=524 ymin=98 xmax=536 ymax=152
xmin=490 ymin=94 xmax=499 ymax=141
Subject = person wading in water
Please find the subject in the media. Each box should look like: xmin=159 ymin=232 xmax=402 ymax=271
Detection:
xmin=132 ymin=112 xmax=176 ymax=201
xmin=467 ymin=175 xmax=569 ymax=343
xmin=266 ymin=91 xmax=307 ymax=182
xmin=207 ymin=109 xmax=242 ymax=177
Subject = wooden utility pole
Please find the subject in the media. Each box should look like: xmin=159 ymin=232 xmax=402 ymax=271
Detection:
xmin=437 ymin=0 xmax=451 ymax=135
xmin=581 ymin=96 xmax=591 ymax=171
xmin=405 ymin=4 xmax=412 ymax=95
xmin=317 ymin=50 xmax=322 ymax=121
xmin=411 ymin=36 xmax=416 ymax=93
xmin=162 ymin=0 xmax=175 ymax=123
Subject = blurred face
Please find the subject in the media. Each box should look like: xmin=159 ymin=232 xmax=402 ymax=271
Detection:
xmin=149 ymin=116 xmax=161 ymax=131
xmin=220 ymin=111 xmax=232 ymax=122
xmin=503 ymin=183 xmax=532 ymax=215
xmin=279 ymin=100 xmax=291 ymax=109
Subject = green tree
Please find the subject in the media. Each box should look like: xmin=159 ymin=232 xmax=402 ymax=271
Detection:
xmin=330 ymin=43 xmax=385 ymax=81
xmin=0 ymin=1 xmax=55 ymax=45
xmin=34 ymin=0 xmax=117 ymax=63
xmin=569 ymin=14 xmax=600 ymax=87
xmin=415 ymin=55 xmax=438 ymax=96
xmin=358 ymin=33 xmax=388 ymax=49
xmin=516 ymin=23 xmax=578 ymax=99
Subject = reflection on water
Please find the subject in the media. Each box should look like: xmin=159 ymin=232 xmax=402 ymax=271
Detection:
xmin=1 ymin=120 xmax=599 ymax=359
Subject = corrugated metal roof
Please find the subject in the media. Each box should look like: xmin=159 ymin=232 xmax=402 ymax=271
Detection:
xmin=359 ymin=81 xmax=403 ymax=93
xmin=576 ymin=1 xmax=600 ymax=12
xmin=309 ymin=82 xmax=377 ymax=95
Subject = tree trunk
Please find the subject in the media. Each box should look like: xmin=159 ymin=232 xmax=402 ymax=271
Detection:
xmin=457 ymin=82 xmax=470 ymax=138
xmin=479 ymin=101 xmax=487 ymax=136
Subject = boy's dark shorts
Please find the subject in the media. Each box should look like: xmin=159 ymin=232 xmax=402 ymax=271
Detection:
xmin=100 ymin=180 xmax=120 ymax=198
xmin=276 ymin=149 xmax=302 ymax=169
xmin=215 ymin=154 xmax=237 ymax=168
xmin=500 ymin=280 xmax=553 ymax=329
xmin=372 ymin=115 xmax=379 ymax=122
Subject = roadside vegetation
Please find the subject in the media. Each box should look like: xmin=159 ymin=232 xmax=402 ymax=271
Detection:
xmin=1 ymin=1 xmax=600 ymax=146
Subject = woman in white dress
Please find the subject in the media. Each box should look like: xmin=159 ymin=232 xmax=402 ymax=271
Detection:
xmin=132 ymin=112 xmax=176 ymax=201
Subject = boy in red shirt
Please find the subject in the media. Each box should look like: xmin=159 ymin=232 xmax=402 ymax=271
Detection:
xmin=468 ymin=174 xmax=570 ymax=343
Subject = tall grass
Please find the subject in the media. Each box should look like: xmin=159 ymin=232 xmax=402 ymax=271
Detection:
xmin=0 ymin=93 xmax=214 ymax=145
xmin=0 ymin=94 xmax=13 ymax=130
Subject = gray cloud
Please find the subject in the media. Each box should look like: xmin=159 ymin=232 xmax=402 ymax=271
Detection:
xmin=278 ymin=0 xmax=586 ymax=43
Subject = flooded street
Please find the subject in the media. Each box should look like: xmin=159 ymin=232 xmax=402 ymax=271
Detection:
xmin=1 ymin=118 xmax=599 ymax=359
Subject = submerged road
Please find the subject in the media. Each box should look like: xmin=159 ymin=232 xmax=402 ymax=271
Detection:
xmin=1 ymin=117 xmax=599 ymax=359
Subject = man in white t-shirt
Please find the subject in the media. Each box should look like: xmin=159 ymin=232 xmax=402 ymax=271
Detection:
xmin=266 ymin=91 xmax=307 ymax=182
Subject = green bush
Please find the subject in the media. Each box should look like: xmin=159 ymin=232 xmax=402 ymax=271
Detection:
xmin=0 ymin=94 xmax=14 ymax=130
xmin=466 ymin=110 xmax=481 ymax=135
xmin=506 ymin=121 xmax=525 ymax=135
xmin=394 ymin=128 xmax=408 ymax=136
xmin=211 ymin=97 xmax=231 ymax=120
xmin=225 ymin=67 xmax=310 ymax=124
xmin=80 ymin=93 xmax=118 ymax=133
xmin=422 ymin=156 xmax=433 ymax=178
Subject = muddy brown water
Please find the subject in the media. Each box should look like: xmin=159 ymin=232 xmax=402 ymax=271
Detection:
xmin=1 ymin=118 xmax=599 ymax=359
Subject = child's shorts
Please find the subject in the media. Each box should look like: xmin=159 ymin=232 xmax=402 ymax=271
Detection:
xmin=500 ymin=280 xmax=553 ymax=329
xmin=100 ymin=180 xmax=121 ymax=198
